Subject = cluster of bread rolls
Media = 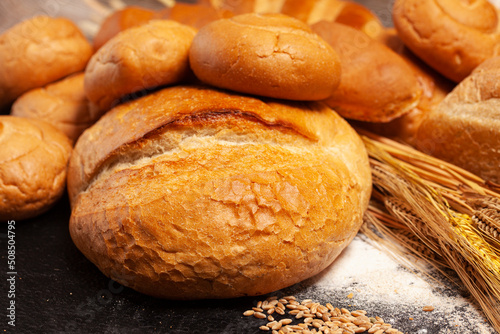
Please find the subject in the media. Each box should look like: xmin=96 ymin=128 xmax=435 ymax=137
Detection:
xmin=1 ymin=0 xmax=498 ymax=299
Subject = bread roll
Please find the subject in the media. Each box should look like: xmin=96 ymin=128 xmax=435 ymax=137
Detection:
xmin=311 ymin=21 xmax=421 ymax=123
xmin=189 ymin=13 xmax=341 ymax=101
xmin=84 ymin=20 xmax=197 ymax=111
xmin=393 ymin=0 xmax=500 ymax=82
xmin=0 ymin=116 xmax=72 ymax=220
xmin=68 ymin=85 xmax=372 ymax=299
xmin=416 ymin=56 xmax=500 ymax=184
xmin=92 ymin=6 xmax=156 ymax=50
xmin=11 ymin=73 xmax=99 ymax=143
xmin=353 ymin=29 xmax=454 ymax=146
xmin=0 ymin=16 xmax=93 ymax=110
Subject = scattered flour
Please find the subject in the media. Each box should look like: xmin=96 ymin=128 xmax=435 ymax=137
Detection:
xmin=292 ymin=235 xmax=495 ymax=334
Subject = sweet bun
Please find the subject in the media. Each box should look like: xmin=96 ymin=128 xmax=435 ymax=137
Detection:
xmin=84 ymin=20 xmax=197 ymax=111
xmin=0 ymin=16 xmax=93 ymax=110
xmin=92 ymin=6 xmax=156 ymax=50
xmin=68 ymin=85 xmax=372 ymax=299
xmin=11 ymin=73 xmax=99 ymax=143
xmin=0 ymin=116 xmax=72 ymax=220
xmin=393 ymin=0 xmax=500 ymax=82
xmin=416 ymin=56 xmax=500 ymax=184
xmin=189 ymin=13 xmax=341 ymax=101
xmin=311 ymin=21 xmax=421 ymax=123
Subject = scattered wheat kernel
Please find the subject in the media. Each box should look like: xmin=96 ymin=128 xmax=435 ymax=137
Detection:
xmin=347 ymin=293 xmax=354 ymax=299
xmin=276 ymin=308 xmax=286 ymax=315
xmin=267 ymin=296 xmax=279 ymax=301
xmin=354 ymin=328 xmax=367 ymax=333
xmin=280 ymin=319 xmax=293 ymax=325
xmin=268 ymin=316 xmax=275 ymax=322
xmin=255 ymin=312 xmax=267 ymax=319
xmin=267 ymin=321 xmax=278 ymax=327
xmin=272 ymin=322 xmax=283 ymax=330
xmin=268 ymin=308 xmax=276 ymax=315
xmin=289 ymin=310 xmax=300 ymax=315
xmin=287 ymin=304 xmax=298 ymax=310
xmin=284 ymin=296 xmax=296 ymax=300
xmin=296 ymin=311 xmax=305 ymax=319
xmin=302 ymin=299 xmax=313 ymax=305
xmin=272 ymin=331 xmax=279 ymax=334
xmin=257 ymin=301 xmax=263 ymax=308
xmin=278 ymin=302 xmax=286 ymax=309
xmin=253 ymin=307 xmax=264 ymax=312
xmin=260 ymin=326 xmax=270 ymax=331
xmin=326 ymin=303 xmax=334 ymax=312
xmin=279 ymin=299 xmax=288 ymax=304
xmin=423 ymin=306 xmax=434 ymax=312
xmin=305 ymin=317 xmax=314 ymax=323
xmin=409 ymin=317 xmax=413 ymax=320
xmin=373 ymin=330 xmax=384 ymax=334
xmin=243 ymin=310 xmax=254 ymax=316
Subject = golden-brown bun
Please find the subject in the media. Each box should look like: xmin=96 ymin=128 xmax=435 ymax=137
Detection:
xmin=189 ymin=13 xmax=341 ymax=101
xmin=0 ymin=16 xmax=93 ymax=110
xmin=311 ymin=21 xmax=421 ymax=123
xmin=393 ymin=0 xmax=500 ymax=82
xmin=353 ymin=29 xmax=455 ymax=146
xmin=0 ymin=116 xmax=72 ymax=220
xmin=92 ymin=6 xmax=156 ymax=50
xmin=84 ymin=20 xmax=197 ymax=111
xmin=11 ymin=73 xmax=100 ymax=144
xmin=68 ymin=85 xmax=372 ymax=299
xmin=416 ymin=56 xmax=500 ymax=184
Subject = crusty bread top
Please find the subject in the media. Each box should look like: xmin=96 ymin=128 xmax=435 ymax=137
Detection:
xmin=11 ymin=73 xmax=99 ymax=143
xmin=393 ymin=0 xmax=500 ymax=82
xmin=85 ymin=19 xmax=197 ymax=111
xmin=67 ymin=84 xmax=372 ymax=298
xmin=0 ymin=116 xmax=72 ymax=220
xmin=416 ymin=56 xmax=500 ymax=183
xmin=0 ymin=16 xmax=92 ymax=109
xmin=69 ymin=85 xmax=367 ymax=204
xmin=312 ymin=21 xmax=421 ymax=123
xmin=188 ymin=13 xmax=341 ymax=101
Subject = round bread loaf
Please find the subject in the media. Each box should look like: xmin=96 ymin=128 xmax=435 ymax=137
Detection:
xmin=11 ymin=73 xmax=99 ymax=143
xmin=0 ymin=16 xmax=92 ymax=110
xmin=311 ymin=21 xmax=421 ymax=123
xmin=85 ymin=20 xmax=197 ymax=111
xmin=188 ymin=13 xmax=341 ymax=101
xmin=0 ymin=116 xmax=72 ymax=220
xmin=416 ymin=56 xmax=500 ymax=184
xmin=68 ymin=85 xmax=372 ymax=299
xmin=393 ymin=0 xmax=500 ymax=82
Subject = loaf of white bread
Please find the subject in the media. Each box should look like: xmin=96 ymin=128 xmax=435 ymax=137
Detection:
xmin=68 ymin=85 xmax=372 ymax=299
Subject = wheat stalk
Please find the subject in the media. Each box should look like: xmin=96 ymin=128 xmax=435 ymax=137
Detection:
xmin=357 ymin=129 xmax=500 ymax=332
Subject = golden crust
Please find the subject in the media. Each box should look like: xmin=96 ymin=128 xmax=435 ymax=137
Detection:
xmin=188 ymin=13 xmax=341 ymax=101
xmin=416 ymin=56 xmax=500 ymax=184
xmin=311 ymin=21 xmax=422 ymax=123
xmin=0 ymin=116 xmax=72 ymax=220
xmin=84 ymin=20 xmax=197 ymax=111
xmin=11 ymin=73 xmax=99 ymax=143
xmin=393 ymin=0 xmax=500 ymax=82
xmin=68 ymin=85 xmax=372 ymax=299
xmin=0 ymin=16 xmax=92 ymax=109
